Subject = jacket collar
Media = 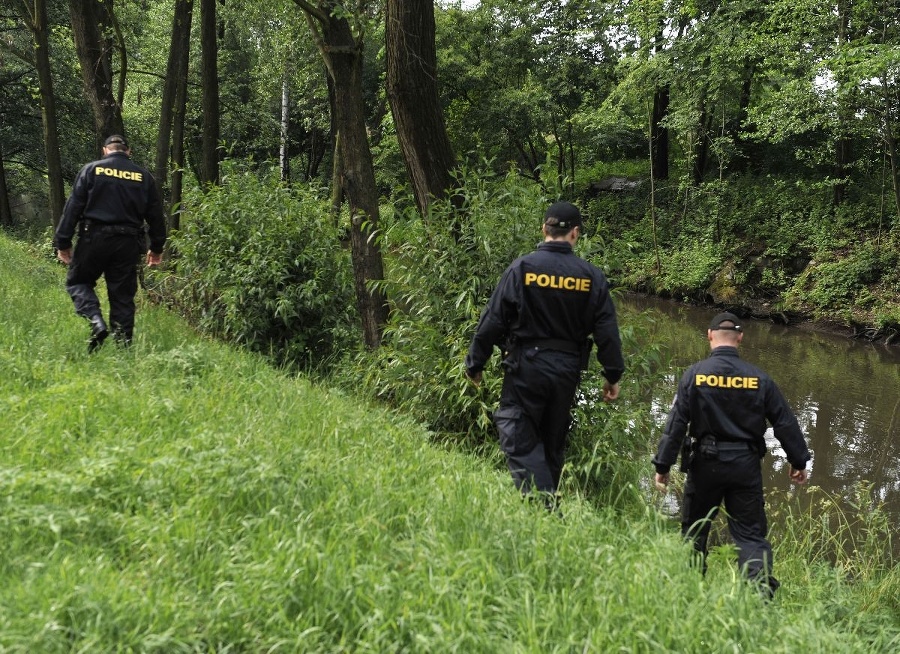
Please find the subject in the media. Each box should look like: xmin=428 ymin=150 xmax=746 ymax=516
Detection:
xmin=537 ymin=240 xmax=573 ymax=253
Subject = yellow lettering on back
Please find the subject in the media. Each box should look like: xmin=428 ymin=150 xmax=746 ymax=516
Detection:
xmin=95 ymin=167 xmax=142 ymax=182
xmin=523 ymin=272 xmax=592 ymax=292
xmin=695 ymin=374 xmax=760 ymax=389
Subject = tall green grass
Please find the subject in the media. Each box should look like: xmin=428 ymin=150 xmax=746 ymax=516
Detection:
xmin=1 ymin=233 xmax=899 ymax=652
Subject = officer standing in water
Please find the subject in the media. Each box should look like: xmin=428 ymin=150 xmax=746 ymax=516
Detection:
xmin=653 ymin=312 xmax=811 ymax=598
xmin=465 ymin=201 xmax=624 ymax=506
xmin=55 ymin=135 xmax=166 ymax=352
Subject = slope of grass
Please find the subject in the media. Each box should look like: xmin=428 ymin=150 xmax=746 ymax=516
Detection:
xmin=1 ymin=233 xmax=898 ymax=652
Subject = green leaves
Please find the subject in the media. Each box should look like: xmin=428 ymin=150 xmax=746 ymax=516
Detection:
xmin=164 ymin=163 xmax=356 ymax=371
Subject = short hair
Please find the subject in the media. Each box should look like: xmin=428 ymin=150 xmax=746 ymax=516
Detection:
xmin=544 ymin=218 xmax=576 ymax=238
xmin=103 ymin=134 xmax=129 ymax=152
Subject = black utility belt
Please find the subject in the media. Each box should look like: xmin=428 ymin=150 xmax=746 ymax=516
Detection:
xmin=693 ymin=436 xmax=756 ymax=461
xmin=519 ymin=338 xmax=582 ymax=354
xmin=83 ymin=221 xmax=143 ymax=236
xmin=692 ymin=438 xmax=753 ymax=449
xmin=713 ymin=440 xmax=755 ymax=451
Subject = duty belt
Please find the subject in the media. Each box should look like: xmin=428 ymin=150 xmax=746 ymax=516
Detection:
xmin=83 ymin=220 xmax=143 ymax=237
xmin=519 ymin=338 xmax=582 ymax=354
xmin=696 ymin=436 xmax=755 ymax=452
xmin=715 ymin=441 xmax=755 ymax=451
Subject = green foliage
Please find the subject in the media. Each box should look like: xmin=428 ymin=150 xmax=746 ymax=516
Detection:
xmin=435 ymin=1 xmax=621 ymax=188
xmin=788 ymin=240 xmax=900 ymax=325
xmin=616 ymin=239 xmax=723 ymax=300
xmin=160 ymin=163 xmax=357 ymax=371
xmin=333 ymin=165 xmax=545 ymax=443
xmin=566 ymin=307 xmax=669 ymax=510
xmin=588 ymin=170 xmax=900 ymax=332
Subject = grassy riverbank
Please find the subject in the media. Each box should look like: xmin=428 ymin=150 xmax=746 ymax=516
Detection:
xmin=2 ymin=232 xmax=899 ymax=652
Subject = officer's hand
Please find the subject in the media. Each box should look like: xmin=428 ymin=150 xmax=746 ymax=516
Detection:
xmin=789 ymin=467 xmax=808 ymax=485
xmin=146 ymin=250 xmax=162 ymax=267
xmin=465 ymin=369 xmax=482 ymax=387
xmin=57 ymin=248 xmax=72 ymax=265
xmin=655 ymin=472 xmax=669 ymax=493
xmin=602 ymin=382 xmax=619 ymax=402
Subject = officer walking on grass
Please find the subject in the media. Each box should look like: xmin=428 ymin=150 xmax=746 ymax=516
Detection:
xmin=652 ymin=312 xmax=811 ymax=598
xmin=465 ymin=201 xmax=624 ymax=506
xmin=54 ymin=135 xmax=166 ymax=352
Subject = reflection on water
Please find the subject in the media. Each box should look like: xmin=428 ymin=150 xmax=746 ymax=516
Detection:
xmin=621 ymin=293 xmax=900 ymax=524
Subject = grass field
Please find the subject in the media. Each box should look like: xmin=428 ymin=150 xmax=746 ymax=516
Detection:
xmin=1 ymin=233 xmax=898 ymax=652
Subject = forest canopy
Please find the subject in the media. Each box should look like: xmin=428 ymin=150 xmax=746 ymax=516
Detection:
xmin=2 ymin=0 xmax=900 ymax=351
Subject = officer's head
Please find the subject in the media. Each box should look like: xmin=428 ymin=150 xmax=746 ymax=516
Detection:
xmin=543 ymin=201 xmax=582 ymax=241
xmin=707 ymin=312 xmax=743 ymax=347
xmin=102 ymin=134 xmax=130 ymax=156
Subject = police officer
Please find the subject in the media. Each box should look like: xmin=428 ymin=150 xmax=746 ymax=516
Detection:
xmin=55 ymin=135 xmax=166 ymax=352
xmin=465 ymin=201 xmax=625 ymax=503
xmin=652 ymin=312 xmax=810 ymax=598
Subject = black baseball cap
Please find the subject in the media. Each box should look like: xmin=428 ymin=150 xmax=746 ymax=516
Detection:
xmin=103 ymin=134 xmax=129 ymax=148
xmin=544 ymin=201 xmax=583 ymax=229
xmin=708 ymin=312 xmax=743 ymax=332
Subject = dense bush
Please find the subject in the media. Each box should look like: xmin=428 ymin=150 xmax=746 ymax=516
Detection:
xmin=157 ymin=164 xmax=357 ymax=371
xmin=788 ymin=240 xmax=900 ymax=328
xmin=333 ymin=166 xmax=545 ymax=444
xmin=586 ymin=171 xmax=900 ymax=332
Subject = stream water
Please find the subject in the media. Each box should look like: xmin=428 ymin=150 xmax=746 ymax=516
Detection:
xmin=620 ymin=293 xmax=900 ymax=535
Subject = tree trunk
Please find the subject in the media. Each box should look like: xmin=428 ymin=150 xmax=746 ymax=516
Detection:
xmin=0 ymin=149 xmax=12 ymax=227
xmin=692 ymin=104 xmax=711 ymax=185
xmin=68 ymin=0 xmax=124 ymax=145
xmin=326 ymin=72 xmax=343 ymax=221
xmin=280 ymin=74 xmax=291 ymax=182
xmin=385 ymin=0 xmax=459 ymax=217
xmin=22 ymin=0 xmax=66 ymax=226
xmin=330 ymin=130 xmax=343 ymax=222
xmin=155 ymin=0 xmax=193 ymax=202
xmin=650 ymin=22 xmax=670 ymax=182
xmin=834 ymin=135 xmax=853 ymax=206
xmin=883 ymin=95 xmax=900 ymax=225
xmin=200 ymin=0 xmax=220 ymax=186
xmin=294 ymin=0 xmax=387 ymax=349
xmin=651 ymin=84 xmax=670 ymax=180
xmin=833 ymin=0 xmax=852 ymax=206
xmin=731 ymin=60 xmax=755 ymax=173
xmin=170 ymin=1 xmax=194 ymax=233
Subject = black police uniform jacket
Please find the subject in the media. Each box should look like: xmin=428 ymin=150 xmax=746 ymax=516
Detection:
xmin=652 ymin=346 xmax=811 ymax=474
xmin=54 ymin=151 xmax=166 ymax=253
xmin=465 ymin=240 xmax=624 ymax=383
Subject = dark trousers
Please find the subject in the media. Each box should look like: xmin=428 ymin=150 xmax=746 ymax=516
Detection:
xmin=66 ymin=231 xmax=142 ymax=338
xmin=492 ymin=347 xmax=582 ymax=494
xmin=681 ymin=444 xmax=779 ymax=594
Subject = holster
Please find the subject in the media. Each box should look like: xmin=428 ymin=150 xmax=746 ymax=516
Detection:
xmin=679 ymin=437 xmax=693 ymax=473
xmin=501 ymin=338 xmax=520 ymax=374
xmin=697 ymin=435 xmax=719 ymax=460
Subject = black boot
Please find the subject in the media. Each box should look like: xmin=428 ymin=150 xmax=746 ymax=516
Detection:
xmin=87 ymin=314 xmax=109 ymax=353
xmin=113 ymin=332 xmax=132 ymax=349
xmin=112 ymin=323 xmax=132 ymax=349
